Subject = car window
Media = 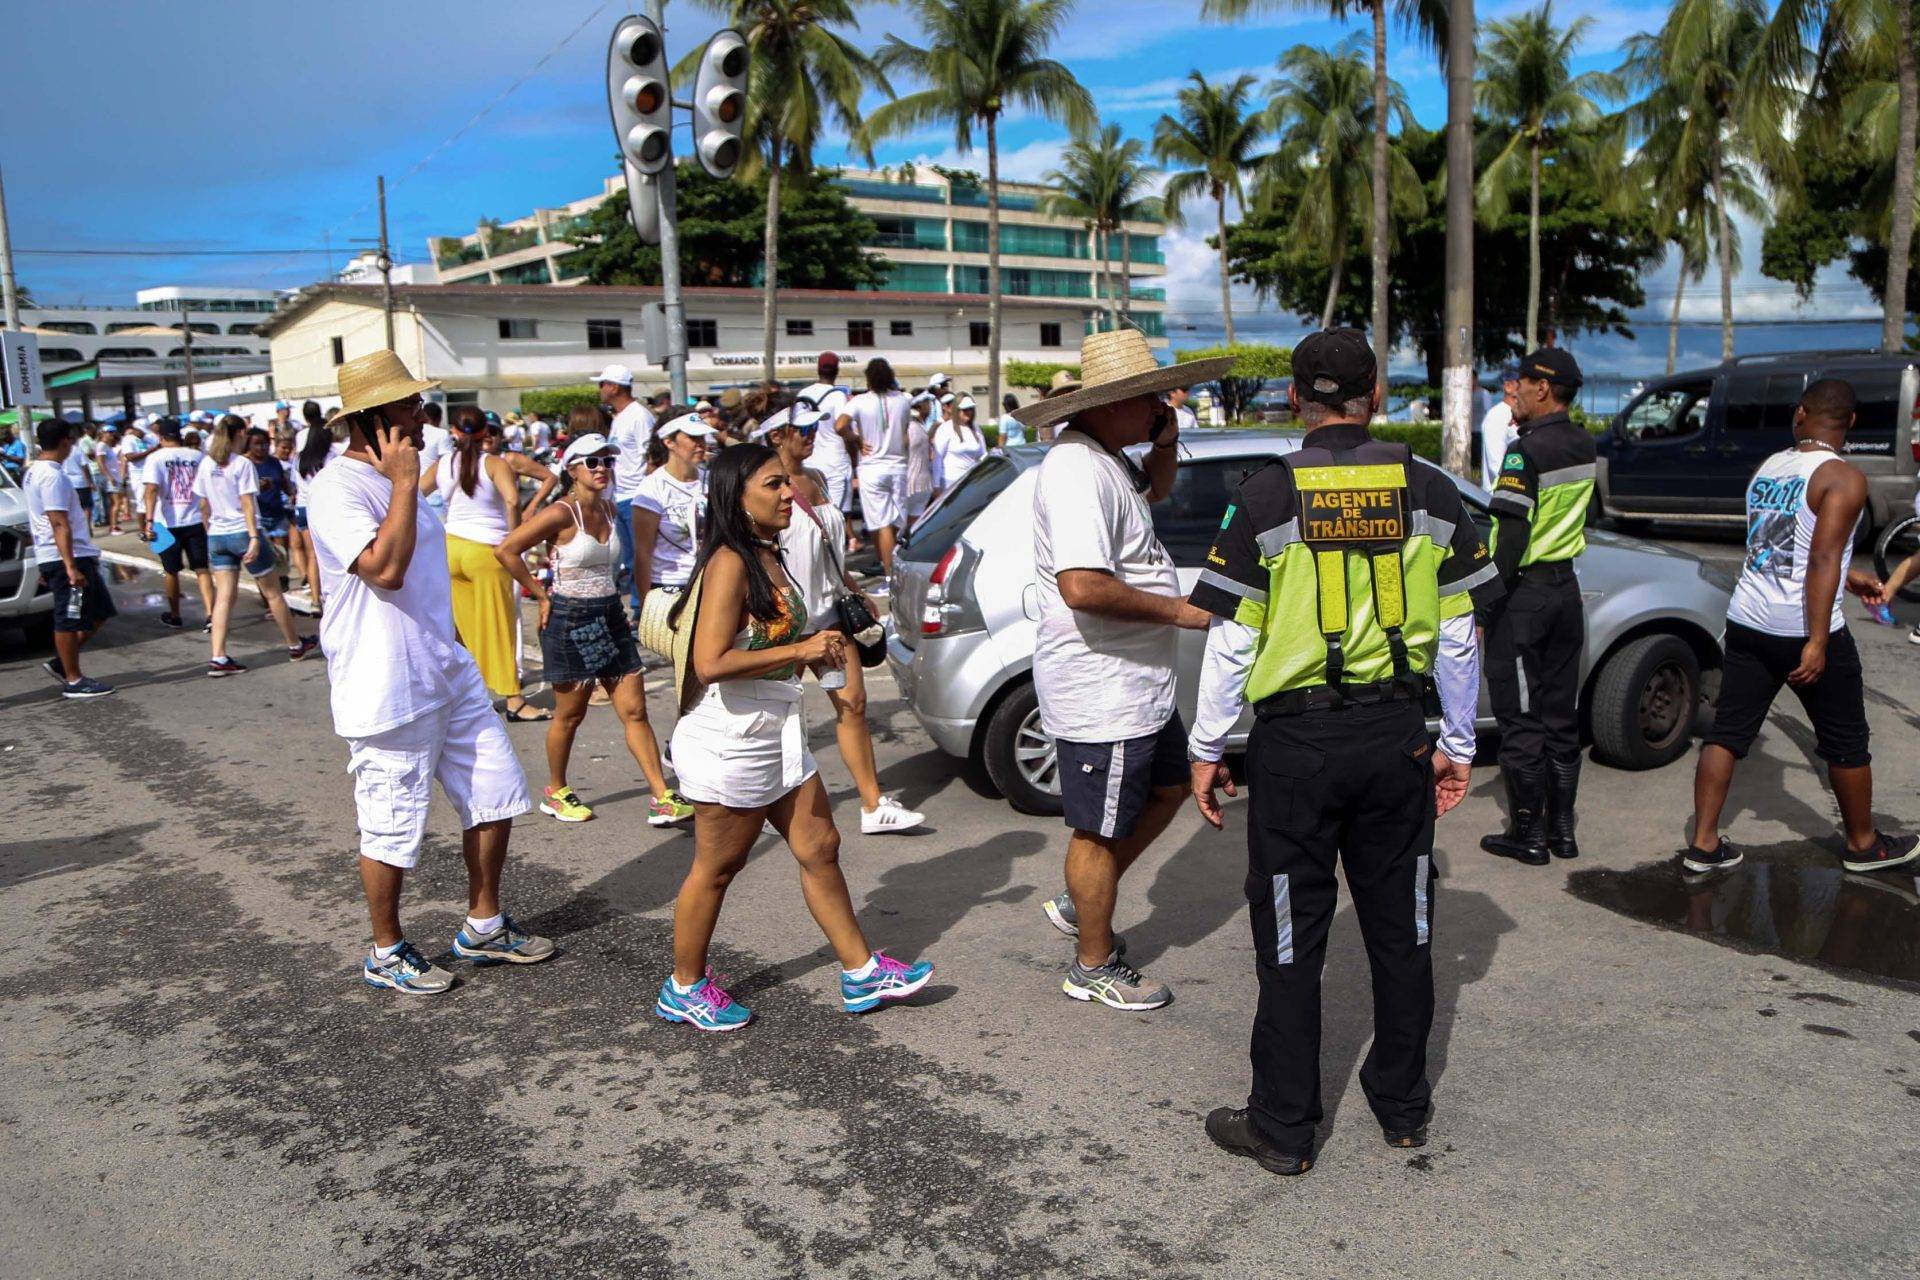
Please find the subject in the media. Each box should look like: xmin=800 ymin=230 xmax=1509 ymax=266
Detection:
xmin=900 ymin=455 xmax=1019 ymax=562
xmin=1830 ymin=367 xmax=1904 ymax=447
xmin=1721 ymin=372 xmax=1803 ymax=437
xmin=1152 ymin=455 xmax=1270 ymax=567
xmin=1619 ymin=381 xmax=1712 ymax=443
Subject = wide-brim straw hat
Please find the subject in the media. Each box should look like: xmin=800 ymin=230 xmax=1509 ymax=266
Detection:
xmin=1044 ymin=368 xmax=1082 ymax=397
xmin=325 ymin=350 xmax=440 ymax=427
xmin=1012 ymin=330 xmax=1231 ymax=431
xmin=636 ymin=576 xmax=707 ymax=714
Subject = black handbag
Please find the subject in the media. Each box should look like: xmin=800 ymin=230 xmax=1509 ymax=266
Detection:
xmin=805 ymin=496 xmax=887 ymax=668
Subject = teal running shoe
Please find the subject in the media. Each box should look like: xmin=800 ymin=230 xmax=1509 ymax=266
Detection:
xmin=841 ymin=949 xmax=934 ymax=1014
xmin=656 ymin=971 xmax=751 ymax=1032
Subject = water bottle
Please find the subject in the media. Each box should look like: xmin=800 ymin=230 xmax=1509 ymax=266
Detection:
xmin=65 ymin=572 xmax=87 ymax=624
xmin=1867 ymin=600 xmax=1898 ymax=627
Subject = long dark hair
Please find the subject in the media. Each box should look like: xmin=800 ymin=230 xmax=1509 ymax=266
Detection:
xmin=449 ymin=405 xmax=489 ymax=496
xmin=668 ymin=442 xmax=785 ymax=628
xmin=297 ymin=401 xmax=332 ymax=478
xmin=863 ymin=357 xmax=898 ymax=394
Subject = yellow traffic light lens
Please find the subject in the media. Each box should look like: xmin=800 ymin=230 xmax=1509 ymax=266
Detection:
xmin=634 ymin=82 xmax=664 ymax=114
xmin=628 ymin=32 xmax=659 ymax=66
xmin=716 ymin=92 xmax=742 ymax=124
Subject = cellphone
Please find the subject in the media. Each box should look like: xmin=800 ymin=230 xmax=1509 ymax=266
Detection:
xmin=1149 ymin=400 xmax=1176 ymax=446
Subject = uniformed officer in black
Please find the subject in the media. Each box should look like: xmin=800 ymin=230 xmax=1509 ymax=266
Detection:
xmin=1480 ymin=347 xmax=1597 ymax=866
xmin=1187 ymin=329 xmax=1504 ymax=1175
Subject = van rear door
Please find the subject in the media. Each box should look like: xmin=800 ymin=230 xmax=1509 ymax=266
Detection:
xmin=1715 ymin=370 xmax=1806 ymax=511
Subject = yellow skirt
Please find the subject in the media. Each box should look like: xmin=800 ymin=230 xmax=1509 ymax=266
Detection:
xmin=446 ymin=533 xmax=520 ymax=697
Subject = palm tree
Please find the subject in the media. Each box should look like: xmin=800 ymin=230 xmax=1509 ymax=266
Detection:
xmin=1152 ymin=72 xmax=1265 ymax=343
xmin=1769 ymin=0 xmax=1919 ymax=352
xmin=1044 ymin=123 xmax=1154 ymax=331
xmin=687 ymin=1 xmax=889 ymax=385
xmin=1204 ymin=0 xmax=1445 ymax=375
xmin=1618 ymin=0 xmax=1793 ymax=360
xmin=1475 ymin=2 xmax=1622 ymax=351
xmin=861 ymin=0 xmax=1092 ymax=419
xmin=1259 ymin=38 xmax=1423 ymax=328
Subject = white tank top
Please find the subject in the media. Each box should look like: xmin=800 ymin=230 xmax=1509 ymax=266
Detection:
xmin=437 ymin=452 xmax=510 ymax=544
xmin=1727 ymin=447 xmax=1854 ymax=637
xmin=551 ymin=500 xmax=618 ymax=599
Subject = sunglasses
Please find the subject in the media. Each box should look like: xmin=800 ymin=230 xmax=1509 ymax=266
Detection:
xmin=574 ymin=455 xmax=616 ymax=471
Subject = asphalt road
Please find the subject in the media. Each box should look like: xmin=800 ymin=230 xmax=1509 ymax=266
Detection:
xmin=3 ymin=541 xmax=1919 ymax=1280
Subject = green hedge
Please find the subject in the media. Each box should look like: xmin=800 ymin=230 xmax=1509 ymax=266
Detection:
xmin=1006 ymin=360 xmax=1079 ymax=390
xmin=1368 ymin=422 xmax=1443 ymax=460
xmin=520 ymin=385 xmax=603 ymax=417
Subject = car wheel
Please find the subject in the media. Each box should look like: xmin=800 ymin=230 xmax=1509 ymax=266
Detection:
xmin=1588 ymin=634 xmax=1700 ymax=770
xmin=981 ymin=680 xmax=1064 ymax=816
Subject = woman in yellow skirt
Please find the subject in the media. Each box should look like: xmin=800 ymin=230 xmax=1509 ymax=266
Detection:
xmin=420 ymin=406 xmax=555 ymax=721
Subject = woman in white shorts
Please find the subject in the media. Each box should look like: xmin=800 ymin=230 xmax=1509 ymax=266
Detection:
xmin=834 ymin=357 xmax=912 ymax=574
xmin=655 ymin=442 xmax=933 ymax=1032
xmin=754 ymin=403 xmax=924 ymax=836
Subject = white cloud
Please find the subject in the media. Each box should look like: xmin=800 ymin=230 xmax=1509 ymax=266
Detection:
xmin=1094 ymin=65 xmax=1269 ymax=116
xmin=905 ymin=137 xmax=1071 ymax=183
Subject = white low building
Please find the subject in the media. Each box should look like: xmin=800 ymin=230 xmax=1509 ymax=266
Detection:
xmin=262 ymin=283 xmax=1106 ymax=411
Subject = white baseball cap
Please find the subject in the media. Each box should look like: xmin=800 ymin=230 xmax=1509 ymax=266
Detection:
xmin=656 ymin=412 xmax=716 ymax=439
xmin=560 ymin=433 xmax=621 ymax=467
xmin=928 ymin=372 xmax=951 ymax=388
xmin=957 ymin=395 xmax=977 ymax=411
xmin=750 ymin=402 xmax=824 ymax=441
xmin=593 ymin=364 xmax=635 ymax=387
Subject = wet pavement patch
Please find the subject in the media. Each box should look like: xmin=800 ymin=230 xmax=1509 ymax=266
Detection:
xmin=1566 ymin=845 xmax=1920 ymax=990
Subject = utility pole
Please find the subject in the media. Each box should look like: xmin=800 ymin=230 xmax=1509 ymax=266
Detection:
xmin=649 ymin=0 xmax=688 ymax=406
xmin=1440 ymin=0 xmax=1476 ymax=480
xmin=0 ymin=161 xmax=23 ymax=331
xmin=181 ymin=304 xmax=198 ymax=411
xmin=378 ymin=175 xmax=396 ymax=352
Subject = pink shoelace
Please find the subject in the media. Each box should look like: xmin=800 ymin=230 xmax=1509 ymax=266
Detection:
xmin=696 ymin=967 xmax=734 ymax=1010
xmin=870 ymin=950 xmax=910 ymax=979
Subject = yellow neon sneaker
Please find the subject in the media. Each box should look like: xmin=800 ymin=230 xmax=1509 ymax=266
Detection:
xmin=539 ymin=786 xmax=594 ymax=823
xmin=648 ymin=790 xmax=695 ymax=827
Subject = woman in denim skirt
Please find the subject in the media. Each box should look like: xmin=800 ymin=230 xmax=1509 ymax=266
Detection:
xmin=494 ymin=433 xmax=691 ymax=828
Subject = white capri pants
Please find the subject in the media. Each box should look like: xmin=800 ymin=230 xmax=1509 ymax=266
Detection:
xmin=346 ymin=685 xmax=532 ymax=869
xmin=857 ymin=460 xmax=909 ymax=530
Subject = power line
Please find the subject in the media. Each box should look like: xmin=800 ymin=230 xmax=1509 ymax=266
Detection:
xmin=18 ymin=247 xmax=340 ymax=258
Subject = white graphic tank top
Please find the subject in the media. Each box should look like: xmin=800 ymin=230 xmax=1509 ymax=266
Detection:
xmin=1727 ymin=447 xmax=1854 ymax=637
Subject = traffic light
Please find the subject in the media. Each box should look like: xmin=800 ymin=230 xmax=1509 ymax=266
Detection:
xmin=692 ymin=29 xmax=748 ymax=180
xmin=607 ymin=13 xmax=672 ymax=176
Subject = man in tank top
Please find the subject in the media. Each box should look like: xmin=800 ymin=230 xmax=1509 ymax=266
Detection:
xmin=1685 ymin=378 xmax=1917 ymax=875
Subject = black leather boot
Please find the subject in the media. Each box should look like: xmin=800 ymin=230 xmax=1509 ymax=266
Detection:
xmin=1546 ymin=754 xmax=1581 ymax=859
xmin=1481 ymin=766 xmax=1550 ymax=865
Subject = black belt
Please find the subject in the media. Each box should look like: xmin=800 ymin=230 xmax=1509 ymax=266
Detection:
xmin=1517 ymin=561 xmax=1577 ymax=583
xmin=1254 ymin=674 xmax=1429 ymax=720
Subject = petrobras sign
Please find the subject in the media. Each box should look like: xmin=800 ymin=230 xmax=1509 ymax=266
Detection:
xmin=1 ymin=329 xmax=46 ymax=407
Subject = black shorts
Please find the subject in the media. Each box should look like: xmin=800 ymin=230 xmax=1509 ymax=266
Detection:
xmin=1057 ymin=713 xmax=1189 ymax=840
xmin=158 ymin=522 xmax=209 ymax=574
xmin=1703 ymin=621 xmax=1870 ymax=768
xmin=40 ymin=558 xmax=118 ymax=633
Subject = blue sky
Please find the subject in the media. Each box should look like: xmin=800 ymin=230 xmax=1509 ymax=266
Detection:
xmin=7 ymin=0 xmax=1879 ymax=373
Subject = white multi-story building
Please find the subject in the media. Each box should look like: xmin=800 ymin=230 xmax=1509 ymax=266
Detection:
xmin=262 ymin=283 xmax=1112 ymax=412
xmin=424 ymin=164 xmax=1169 ymax=343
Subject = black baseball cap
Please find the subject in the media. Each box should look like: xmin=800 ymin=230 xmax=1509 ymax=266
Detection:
xmin=1292 ymin=328 xmax=1376 ymax=406
xmin=1520 ymin=346 xmax=1582 ymax=388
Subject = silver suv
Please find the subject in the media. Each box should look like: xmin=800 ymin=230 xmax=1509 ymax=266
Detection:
xmin=0 ymin=466 xmax=53 ymax=635
xmin=887 ymin=431 xmax=1733 ymax=816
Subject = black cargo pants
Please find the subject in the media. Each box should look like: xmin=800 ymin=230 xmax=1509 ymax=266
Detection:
xmin=1486 ymin=563 xmax=1584 ymax=770
xmin=1244 ymin=698 xmax=1438 ymax=1155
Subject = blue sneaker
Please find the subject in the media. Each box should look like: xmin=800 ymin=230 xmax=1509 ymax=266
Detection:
xmin=656 ymin=970 xmax=751 ymax=1032
xmin=841 ymin=949 xmax=934 ymax=1014
xmin=362 ymin=941 xmax=455 ymax=995
xmin=452 ymin=914 xmax=556 ymax=965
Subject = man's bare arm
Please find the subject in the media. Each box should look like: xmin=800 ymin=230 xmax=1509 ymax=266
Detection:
xmin=1058 ymin=568 xmax=1208 ymax=628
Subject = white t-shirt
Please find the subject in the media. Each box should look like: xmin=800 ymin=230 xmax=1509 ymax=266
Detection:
xmin=1479 ymin=400 xmax=1516 ymax=492
xmin=1031 ymin=429 xmax=1179 ymax=742
xmin=97 ymin=444 xmax=122 ymax=486
xmin=24 ymin=459 xmax=99 ymax=564
xmin=62 ymin=447 xmax=93 ymax=491
xmin=193 ymin=454 xmax=259 ymax=536
xmin=143 ymin=446 xmax=208 ymax=528
xmin=290 ymin=440 xmax=346 ymax=509
xmin=800 ymin=382 xmax=853 ymax=478
xmin=420 ymin=424 xmax=451 ymax=468
xmin=996 ymin=417 xmax=1028 ymax=449
xmin=931 ymin=422 xmax=987 ymax=490
xmin=530 ymin=420 xmax=552 ymax=453
xmin=609 ymin=400 xmax=657 ymax=502
xmin=845 ymin=390 xmax=910 ymax=464
xmin=305 ymin=456 xmax=482 ymax=738
xmin=502 ymin=422 xmax=526 ymax=452
xmin=633 ymin=466 xmax=704 ymax=587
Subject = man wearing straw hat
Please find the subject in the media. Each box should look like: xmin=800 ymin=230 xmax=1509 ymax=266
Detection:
xmin=1012 ymin=329 xmax=1232 ymax=1012
xmin=305 ymin=350 xmax=552 ymax=996
xmin=1185 ymin=328 xmax=1502 ymax=1175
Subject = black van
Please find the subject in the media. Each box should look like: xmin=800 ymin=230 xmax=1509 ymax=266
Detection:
xmin=1596 ymin=351 xmax=1919 ymax=533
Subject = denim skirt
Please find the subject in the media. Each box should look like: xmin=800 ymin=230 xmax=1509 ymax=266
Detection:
xmin=541 ymin=593 xmax=644 ymax=685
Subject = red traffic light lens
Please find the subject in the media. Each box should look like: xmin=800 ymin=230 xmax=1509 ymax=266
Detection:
xmin=716 ymin=92 xmax=742 ymax=124
xmin=633 ymin=81 xmax=664 ymax=114
xmin=627 ymin=32 xmax=659 ymax=66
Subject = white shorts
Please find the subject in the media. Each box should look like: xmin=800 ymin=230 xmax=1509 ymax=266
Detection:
xmin=857 ymin=461 xmax=908 ymax=530
xmin=818 ymin=465 xmax=852 ymax=513
xmin=345 ymin=687 xmax=532 ymax=869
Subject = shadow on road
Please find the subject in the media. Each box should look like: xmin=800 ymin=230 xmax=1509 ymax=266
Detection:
xmin=0 ymin=820 xmax=161 ymax=888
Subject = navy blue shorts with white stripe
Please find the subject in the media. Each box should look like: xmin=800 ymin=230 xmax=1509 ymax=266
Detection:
xmin=1056 ymin=713 xmax=1189 ymax=840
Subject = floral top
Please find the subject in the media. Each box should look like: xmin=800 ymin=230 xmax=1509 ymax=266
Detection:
xmin=734 ymin=585 xmax=805 ymax=682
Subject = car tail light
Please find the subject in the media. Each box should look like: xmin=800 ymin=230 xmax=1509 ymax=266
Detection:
xmin=1911 ymin=383 xmax=1920 ymax=463
xmin=921 ymin=547 xmax=959 ymax=634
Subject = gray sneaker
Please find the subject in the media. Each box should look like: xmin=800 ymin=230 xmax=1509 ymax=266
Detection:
xmin=1063 ymin=954 xmax=1171 ymax=1011
xmin=362 ymin=941 xmax=455 ymax=995
xmin=451 ymin=915 xmax=556 ymax=965
xmin=1043 ymin=892 xmax=1126 ymax=955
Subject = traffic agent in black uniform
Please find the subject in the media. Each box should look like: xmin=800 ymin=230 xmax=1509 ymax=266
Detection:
xmin=1480 ymin=347 xmax=1596 ymax=866
xmin=1186 ymin=329 xmax=1504 ymax=1176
